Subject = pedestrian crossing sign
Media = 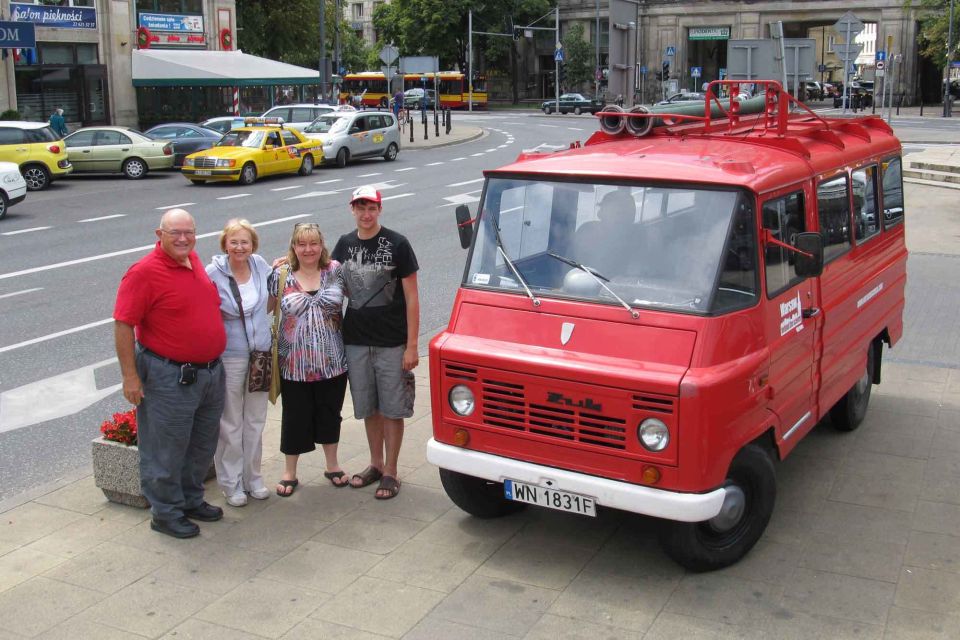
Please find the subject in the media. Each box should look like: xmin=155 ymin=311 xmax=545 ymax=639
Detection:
xmin=555 ymin=48 xmax=564 ymax=62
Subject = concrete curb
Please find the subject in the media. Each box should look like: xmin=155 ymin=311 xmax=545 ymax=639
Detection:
xmin=403 ymin=127 xmax=486 ymax=151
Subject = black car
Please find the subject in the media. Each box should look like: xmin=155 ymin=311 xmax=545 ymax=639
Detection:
xmin=144 ymin=123 xmax=223 ymax=168
xmin=541 ymin=93 xmax=605 ymax=115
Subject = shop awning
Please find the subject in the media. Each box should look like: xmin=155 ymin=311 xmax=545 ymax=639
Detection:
xmin=132 ymin=49 xmax=320 ymax=87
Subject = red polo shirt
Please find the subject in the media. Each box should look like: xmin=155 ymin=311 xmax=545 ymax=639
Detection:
xmin=114 ymin=243 xmax=226 ymax=363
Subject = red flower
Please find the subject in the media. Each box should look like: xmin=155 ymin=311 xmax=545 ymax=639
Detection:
xmin=100 ymin=409 xmax=138 ymax=446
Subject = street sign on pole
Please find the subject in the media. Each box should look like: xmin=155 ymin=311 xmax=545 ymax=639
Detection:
xmin=876 ymin=60 xmax=885 ymax=71
xmin=876 ymin=50 xmax=886 ymax=62
xmin=832 ymin=12 xmax=864 ymax=39
xmin=833 ymin=11 xmax=863 ymax=114
xmin=691 ymin=66 xmax=701 ymax=78
xmin=666 ymin=46 xmax=676 ymax=56
xmin=379 ymin=45 xmax=399 ymax=66
xmin=555 ymin=47 xmax=564 ymax=62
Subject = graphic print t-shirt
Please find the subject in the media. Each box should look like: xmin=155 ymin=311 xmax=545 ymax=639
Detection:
xmin=332 ymin=226 xmax=419 ymax=347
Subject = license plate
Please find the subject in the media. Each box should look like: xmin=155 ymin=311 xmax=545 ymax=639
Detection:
xmin=195 ymin=170 xmax=211 ymax=175
xmin=504 ymin=479 xmax=596 ymax=517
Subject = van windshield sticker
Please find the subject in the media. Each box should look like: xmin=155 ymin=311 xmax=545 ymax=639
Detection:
xmin=779 ymin=291 xmax=803 ymax=335
xmin=472 ymin=273 xmax=491 ymax=285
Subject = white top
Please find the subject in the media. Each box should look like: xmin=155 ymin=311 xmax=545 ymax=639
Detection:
xmin=238 ymin=278 xmax=258 ymax=315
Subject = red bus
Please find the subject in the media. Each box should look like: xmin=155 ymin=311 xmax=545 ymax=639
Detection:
xmin=428 ymin=81 xmax=906 ymax=570
xmin=340 ymin=71 xmax=487 ymax=109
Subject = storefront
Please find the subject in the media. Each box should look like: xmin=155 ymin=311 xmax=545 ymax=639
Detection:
xmin=687 ymin=26 xmax=730 ymax=89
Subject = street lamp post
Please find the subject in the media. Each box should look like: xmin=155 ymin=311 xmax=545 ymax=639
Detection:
xmin=946 ymin=0 xmax=956 ymax=117
xmin=595 ymin=0 xmax=600 ymax=98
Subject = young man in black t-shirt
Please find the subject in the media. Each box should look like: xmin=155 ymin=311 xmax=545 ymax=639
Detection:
xmin=332 ymin=186 xmax=420 ymax=500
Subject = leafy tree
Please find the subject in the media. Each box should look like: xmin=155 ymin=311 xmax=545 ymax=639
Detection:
xmin=373 ymin=0 xmax=472 ymax=70
xmin=906 ymin=0 xmax=960 ymax=66
xmin=562 ymin=23 xmax=592 ymax=92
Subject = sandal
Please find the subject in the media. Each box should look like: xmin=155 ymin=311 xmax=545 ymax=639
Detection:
xmin=324 ymin=470 xmax=350 ymax=488
xmin=350 ymin=465 xmax=383 ymax=488
xmin=276 ymin=479 xmax=298 ymax=497
xmin=375 ymin=476 xmax=401 ymax=500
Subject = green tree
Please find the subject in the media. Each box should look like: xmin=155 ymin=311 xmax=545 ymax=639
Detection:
xmin=373 ymin=0 xmax=472 ymax=70
xmin=906 ymin=0 xmax=960 ymax=66
xmin=562 ymin=23 xmax=592 ymax=92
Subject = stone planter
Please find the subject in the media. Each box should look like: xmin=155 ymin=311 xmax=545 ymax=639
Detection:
xmin=91 ymin=437 xmax=149 ymax=508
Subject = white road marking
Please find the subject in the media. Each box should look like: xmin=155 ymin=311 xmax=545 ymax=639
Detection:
xmin=381 ymin=193 xmax=415 ymax=201
xmin=284 ymin=191 xmax=339 ymax=200
xmin=504 ymin=122 xmax=524 ymax=125
xmin=357 ymin=172 xmax=382 ymax=177
xmin=154 ymin=202 xmax=195 ymax=210
xmin=2 ymin=227 xmax=52 ymax=236
xmin=0 ymin=287 xmax=42 ymax=300
xmin=0 ymin=318 xmax=113 ymax=355
xmin=394 ymin=167 xmax=416 ymax=172
xmin=567 ymin=127 xmax=584 ymax=131
xmin=485 ymin=149 xmax=496 ymax=152
xmin=440 ymin=191 xmax=482 ymax=207
xmin=451 ymin=157 xmax=466 ymax=161
xmin=0 ymin=357 xmax=121 ymax=433
xmin=78 ymin=214 xmax=125 ymax=223
xmin=447 ymin=178 xmax=484 ymax=187
xmin=216 ymin=193 xmax=251 ymax=200
xmin=315 ymin=179 xmax=342 ymax=184
xmin=538 ymin=124 xmax=560 ymax=128
xmin=271 ymin=185 xmax=302 ymax=191
xmin=497 ymin=145 xmax=508 ymax=148
xmin=426 ymin=162 xmax=444 ymax=166
xmin=470 ymin=153 xmax=484 ymax=157
xmin=0 ymin=213 xmax=310 ymax=282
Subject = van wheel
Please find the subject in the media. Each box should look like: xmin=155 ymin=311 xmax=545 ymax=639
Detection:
xmin=658 ymin=444 xmax=775 ymax=572
xmin=298 ymin=154 xmax=314 ymax=176
xmin=830 ymin=342 xmax=876 ymax=431
xmin=22 ymin=164 xmax=50 ymax=191
xmin=383 ymin=142 xmax=399 ymax=161
xmin=335 ymin=147 xmax=349 ymax=168
xmin=239 ymin=162 xmax=257 ymax=185
xmin=122 ymin=158 xmax=147 ymax=179
xmin=439 ymin=468 xmax=525 ymax=518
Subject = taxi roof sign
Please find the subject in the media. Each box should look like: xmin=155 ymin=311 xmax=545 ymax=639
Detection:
xmin=243 ymin=116 xmax=285 ymax=127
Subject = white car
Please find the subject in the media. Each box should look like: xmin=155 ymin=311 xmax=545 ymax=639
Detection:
xmin=0 ymin=161 xmax=27 ymax=220
xmin=302 ymin=111 xmax=401 ymax=167
xmin=261 ymin=104 xmax=341 ymax=131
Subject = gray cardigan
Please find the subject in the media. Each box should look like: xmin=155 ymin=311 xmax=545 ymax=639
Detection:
xmin=206 ymin=254 xmax=273 ymax=357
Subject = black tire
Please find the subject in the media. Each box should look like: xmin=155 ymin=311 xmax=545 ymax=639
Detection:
xmin=383 ymin=142 xmax=399 ymax=162
xmin=830 ymin=342 xmax=876 ymax=431
xmin=298 ymin=154 xmax=314 ymax=176
xmin=189 ymin=179 xmax=205 ymax=185
xmin=574 ymin=106 xmax=582 ymax=115
xmin=239 ymin=162 xmax=257 ymax=185
xmin=544 ymin=106 xmax=552 ymax=115
xmin=335 ymin=147 xmax=349 ymax=168
xmin=122 ymin=157 xmax=147 ymax=180
xmin=21 ymin=164 xmax=50 ymax=191
xmin=658 ymin=444 xmax=776 ymax=572
xmin=439 ymin=468 xmax=526 ymax=519
xmin=0 ymin=190 xmax=8 ymax=220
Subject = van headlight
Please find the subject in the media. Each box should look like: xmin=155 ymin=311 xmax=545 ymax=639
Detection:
xmin=449 ymin=385 xmax=475 ymax=416
xmin=638 ymin=418 xmax=669 ymax=451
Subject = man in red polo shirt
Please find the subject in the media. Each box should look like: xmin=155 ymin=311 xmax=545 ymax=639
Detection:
xmin=114 ymin=208 xmax=227 ymax=539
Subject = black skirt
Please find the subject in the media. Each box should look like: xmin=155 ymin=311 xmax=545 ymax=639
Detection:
xmin=279 ymin=373 xmax=348 ymax=454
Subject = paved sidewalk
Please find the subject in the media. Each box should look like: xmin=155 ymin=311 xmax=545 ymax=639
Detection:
xmin=397 ymin=113 xmax=482 ymax=150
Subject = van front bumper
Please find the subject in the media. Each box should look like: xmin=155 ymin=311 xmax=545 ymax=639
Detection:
xmin=427 ymin=438 xmax=726 ymax=523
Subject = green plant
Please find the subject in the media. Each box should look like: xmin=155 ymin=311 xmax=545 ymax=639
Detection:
xmin=0 ymin=110 xmax=22 ymax=121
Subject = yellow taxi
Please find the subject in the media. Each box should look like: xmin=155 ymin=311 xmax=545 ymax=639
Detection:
xmin=181 ymin=118 xmax=322 ymax=185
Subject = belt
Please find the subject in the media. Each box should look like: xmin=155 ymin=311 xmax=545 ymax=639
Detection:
xmin=139 ymin=346 xmax=221 ymax=369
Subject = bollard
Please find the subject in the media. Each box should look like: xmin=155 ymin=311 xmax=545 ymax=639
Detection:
xmin=434 ymin=107 xmax=439 ymax=137
xmin=409 ymin=115 xmax=414 ymax=143
xmin=446 ymin=107 xmax=452 ymax=134
xmin=441 ymin=108 xmax=446 ymax=128
xmin=423 ymin=116 xmax=428 ymax=140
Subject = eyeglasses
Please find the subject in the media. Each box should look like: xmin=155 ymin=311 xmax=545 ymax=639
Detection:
xmin=159 ymin=229 xmax=196 ymax=238
xmin=294 ymin=222 xmax=321 ymax=230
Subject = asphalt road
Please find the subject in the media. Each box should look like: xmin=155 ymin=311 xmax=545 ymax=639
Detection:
xmin=0 ymin=113 xmax=593 ymax=503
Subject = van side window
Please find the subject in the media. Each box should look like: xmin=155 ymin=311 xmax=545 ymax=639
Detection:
xmin=852 ymin=166 xmax=880 ymax=243
xmin=881 ymin=156 xmax=904 ymax=227
xmin=762 ymin=191 xmax=805 ymax=297
xmin=817 ymin=174 xmax=852 ymax=262
xmin=714 ymin=195 xmax=758 ymax=313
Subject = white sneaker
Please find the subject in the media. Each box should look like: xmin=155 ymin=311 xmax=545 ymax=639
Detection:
xmin=225 ymin=491 xmax=248 ymax=507
xmin=247 ymin=486 xmax=270 ymax=500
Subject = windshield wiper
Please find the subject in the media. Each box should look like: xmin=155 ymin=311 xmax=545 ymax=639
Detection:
xmin=547 ymin=252 xmax=639 ymax=319
xmin=494 ymin=224 xmax=540 ymax=307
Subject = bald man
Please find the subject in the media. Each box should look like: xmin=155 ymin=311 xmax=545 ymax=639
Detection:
xmin=114 ymin=209 xmax=227 ymax=538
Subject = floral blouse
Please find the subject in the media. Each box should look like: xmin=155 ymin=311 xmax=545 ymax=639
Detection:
xmin=268 ymin=262 xmax=347 ymax=382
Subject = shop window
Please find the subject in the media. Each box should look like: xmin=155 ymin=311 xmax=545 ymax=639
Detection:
xmin=76 ymin=44 xmax=98 ymax=64
xmin=15 ymin=67 xmax=82 ymax=123
xmin=16 ymin=1 xmax=93 ymax=5
xmin=137 ymin=0 xmax=202 ymax=12
xmin=817 ymin=174 xmax=852 ymax=262
xmin=763 ymin=191 xmax=806 ymax=297
xmin=41 ymin=44 xmax=74 ymax=65
xmin=852 ymin=166 xmax=880 ymax=243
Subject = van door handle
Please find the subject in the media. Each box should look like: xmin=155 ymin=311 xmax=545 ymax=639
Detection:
xmin=802 ymin=307 xmax=820 ymax=318
xmin=121 ymin=148 xmax=130 ymax=151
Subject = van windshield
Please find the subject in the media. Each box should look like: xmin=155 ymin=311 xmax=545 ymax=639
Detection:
xmin=466 ymin=178 xmax=758 ymax=314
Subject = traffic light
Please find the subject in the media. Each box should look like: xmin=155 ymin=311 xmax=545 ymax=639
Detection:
xmin=662 ymin=60 xmax=670 ymax=80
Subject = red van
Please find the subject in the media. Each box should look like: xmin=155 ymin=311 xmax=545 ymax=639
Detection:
xmin=428 ymin=81 xmax=906 ymax=571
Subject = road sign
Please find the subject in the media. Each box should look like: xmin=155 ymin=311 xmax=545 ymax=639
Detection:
xmin=876 ymin=50 xmax=886 ymax=62
xmin=833 ymin=12 xmax=864 ymax=38
xmin=640 ymin=65 xmax=647 ymax=75
xmin=833 ymin=43 xmax=862 ymax=61
xmin=691 ymin=66 xmax=701 ymax=78
xmin=555 ymin=48 xmax=564 ymax=62
xmin=876 ymin=60 xmax=885 ymax=71
xmin=380 ymin=65 xmax=396 ymax=82
xmin=0 ymin=21 xmax=35 ymax=48
xmin=379 ymin=45 xmax=399 ymax=66
xmin=818 ymin=63 xmax=827 ymax=73
xmin=876 ymin=69 xmax=885 ymax=77
xmin=666 ymin=46 xmax=676 ymax=57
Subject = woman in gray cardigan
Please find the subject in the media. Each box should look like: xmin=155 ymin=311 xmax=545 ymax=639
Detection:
xmin=206 ymin=219 xmax=274 ymax=507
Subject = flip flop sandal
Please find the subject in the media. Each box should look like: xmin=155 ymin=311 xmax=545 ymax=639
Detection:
xmin=375 ymin=476 xmax=401 ymax=500
xmin=350 ymin=466 xmax=383 ymax=488
xmin=276 ymin=479 xmax=299 ymax=497
xmin=324 ymin=470 xmax=350 ymax=488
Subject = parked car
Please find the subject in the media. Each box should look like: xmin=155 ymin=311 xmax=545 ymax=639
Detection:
xmin=260 ymin=104 xmax=337 ymax=131
xmin=302 ymin=111 xmax=400 ymax=168
xmin=802 ymin=81 xmax=824 ymax=101
xmin=63 ymin=127 xmax=174 ymax=178
xmin=541 ymin=93 xmax=605 ymax=115
xmin=833 ymin=84 xmax=873 ymax=109
xmin=403 ymin=88 xmax=437 ymax=110
xmin=655 ymin=92 xmax=708 ymax=106
xmin=181 ymin=118 xmax=322 ymax=185
xmin=0 ymin=161 xmax=27 ymax=220
xmin=199 ymin=116 xmax=247 ymax=135
xmin=0 ymin=121 xmax=72 ymax=190
xmin=144 ymin=123 xmax=223 ymax=168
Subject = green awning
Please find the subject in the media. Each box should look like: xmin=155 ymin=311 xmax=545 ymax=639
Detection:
xmin=132 ymin=49 xmax=320 ymax=87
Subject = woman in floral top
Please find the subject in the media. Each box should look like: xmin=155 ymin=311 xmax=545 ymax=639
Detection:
xmin=268 ymin=223 xmax=350 ymax=496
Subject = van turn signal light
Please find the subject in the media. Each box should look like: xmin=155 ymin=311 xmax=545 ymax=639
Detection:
xmin=642 ymin=466 xmax=661 ymax=484
xmin=453 ymin=428 xmax=470 ymax=447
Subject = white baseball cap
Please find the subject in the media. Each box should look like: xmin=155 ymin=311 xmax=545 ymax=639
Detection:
xmin=350 ymin=185 xmax=382 ymax=205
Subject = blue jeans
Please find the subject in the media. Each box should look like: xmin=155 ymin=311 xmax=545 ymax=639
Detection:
xmin=135 ymin=349 xmax=225 ymax=520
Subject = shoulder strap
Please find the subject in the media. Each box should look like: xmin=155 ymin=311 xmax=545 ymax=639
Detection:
xmin=226 ymin=276 xmax=252 ymax=351
xmin=272 ymin=266 xmax=288 ymax=334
